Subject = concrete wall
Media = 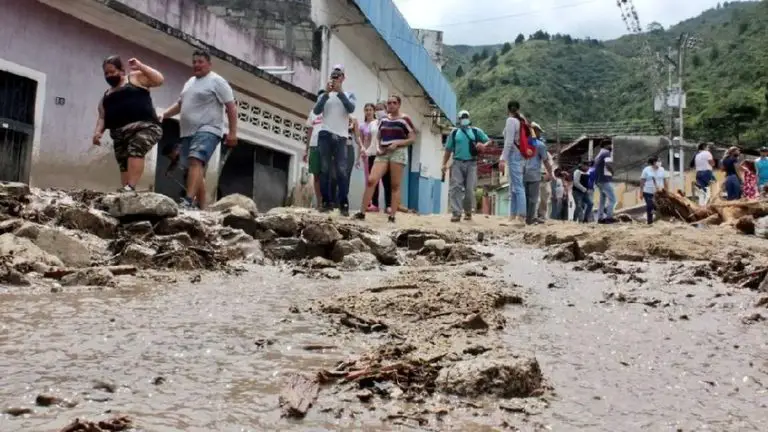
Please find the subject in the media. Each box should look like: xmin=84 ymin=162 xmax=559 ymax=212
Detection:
xmin=0 ymin=0 xmax=191 ymax=190
xmin=413 ymin=29 xmax=445 ymax=71
xmin=118 ymin=0 xmax=318 ymax=91
xmin=312 ymin=0 xmax=449 ymax=214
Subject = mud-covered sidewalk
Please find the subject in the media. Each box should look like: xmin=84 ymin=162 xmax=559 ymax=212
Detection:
xmin=1 ymin=181 xmax=767 ymax=431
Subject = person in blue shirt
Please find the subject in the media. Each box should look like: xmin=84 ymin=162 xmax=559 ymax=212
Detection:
xmin=442 ymin=110 xmax=492 ymax=222
xmin=640 ymin=156 xmax=668 ymax=224
xmin=755 ymin=147 xmax=768 ymax=196
xmin=722 ymin=146 xmax=742 ymax=201
xmin=522 ymin=135 xmax=554 ymax=225
xmin=594 ymin=142 xmax=616 ymax=223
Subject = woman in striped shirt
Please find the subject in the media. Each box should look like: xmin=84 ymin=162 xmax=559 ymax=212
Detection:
xmin=354 ymin=95 xmax=416 ymax=223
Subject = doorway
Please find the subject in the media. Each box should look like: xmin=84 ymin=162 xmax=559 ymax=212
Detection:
xmin=218 ymin=140 xmax=290 ymax=212
xmin=0 ymin=70 xmax=37 ymax=182
xmin=153 ymin=118 xmax=184 ymax=199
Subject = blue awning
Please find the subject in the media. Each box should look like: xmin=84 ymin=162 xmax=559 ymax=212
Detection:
xmin=351 ymin=0 xmax=457 ymax=123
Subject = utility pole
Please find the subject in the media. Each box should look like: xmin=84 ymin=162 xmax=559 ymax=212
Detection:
xmin=666 ymin=47 xmax=674 ymax=180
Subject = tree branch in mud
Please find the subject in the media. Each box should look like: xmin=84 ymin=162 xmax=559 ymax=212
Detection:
xmin=279 ymin=373 xmax=320 ymax=418
xmin=654 ymin=189 xmax=768 ymax=233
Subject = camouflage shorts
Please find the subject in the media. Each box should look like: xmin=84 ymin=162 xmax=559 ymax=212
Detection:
xmin=110 ymin=121 xmax=162 ymax=172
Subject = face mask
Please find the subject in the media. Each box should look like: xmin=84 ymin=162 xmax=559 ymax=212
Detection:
xmin=376 ymin=110 xmax=387 ymax=120
xmin=460 ymin=118 xmax=470 ymax=127
xmin=105 ymin=75 xmax=122 ymax=87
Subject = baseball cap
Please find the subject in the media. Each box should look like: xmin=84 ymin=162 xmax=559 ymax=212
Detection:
xmin=761 ymin=146 xmax=768 ymax=153
xmin=531 ymin=121 xmax=544 ymax=132
xmin=332 ymin=64 xmax=345 ymax=73
xmin=458 ymin=110 xmax=470 ymax=119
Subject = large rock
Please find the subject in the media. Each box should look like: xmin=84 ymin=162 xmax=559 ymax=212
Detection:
xmin=13 ymin=224 xmax=90 ymax=267
xmin=340 ymin=252 xmax=379 ymax=271
xmin=0 ymin=219 xmax=23 ymax=235
xmin=208 ymin=194 xmax=259 ymax=215
xmin=359 ymin=233 xmax=399 ymax=265
xmin=119 ymin=243 xmax=156 ymax=266
xmin=436 ymin=355 xmax=543 ymax=398
xmin=264 ymin=238 xmax=303 ymax=261
xmin=0 ymin=181 xmax=30 ymax=198
xmin=330 ymin=238 xmax=370 ymax=262
xmin=222 ymin=207 xmax=259 ymax=238
xmin=0 ymin=265 xmax=30 ymax=286
xmin=154 ymin=215 xmax=206 ymax=240
xmin=60 ymin=207 xmax=119 ymax=239
xmin=0 ymin=233 xmax=63 ymax=268
xmin=256 ymin=214 xmax=299 ymax=237
xmin=103 ymin=192 xmax=178 ymax=220
xmin=61 ymin=268 xmax=115 ymax=287
xmin=302 ymin=223 xmax=342 ymax=247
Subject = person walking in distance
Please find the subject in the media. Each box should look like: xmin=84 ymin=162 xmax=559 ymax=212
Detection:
xmin=442 ymin=110 xmax=492 ymax=222
xmin=362 ymin=103 xmax=392 ymax=212
xmin=529 ymin=122 xmax=552 ymax=221
xmin=499 ymin=101 xmax=527 ymax=224
xmin=522 ymin=134 xmax=554 ymax=225
xmin=594 ymin=142 xmax=616 ymax=223
xmin=722 ymin=146 xmax=742 ymax=201
xmin=313 ymin=65 xmax=356 ymax=215
xmin=93 ymin=56 xmax=164 ymax=192
xmin=640 ymin=156 xmax=668 ymax=224
xmin=754 ymin=147 xmax=768 ymax=196
xmin=304 ymin=89 xmax=325 ymax=208
xmin=571 ymin=160 xmax=592 ymax=223
xmin=693 ymin=143 xmax=716 ymax=205
xmin=160 ymin=50 xmax=238 ymax=209
xmin=354 ymin=95 xmax=416 ymax=223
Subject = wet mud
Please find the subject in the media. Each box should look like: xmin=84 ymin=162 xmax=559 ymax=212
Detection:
xmin=2 ymin=182 xmax=768 ymax=431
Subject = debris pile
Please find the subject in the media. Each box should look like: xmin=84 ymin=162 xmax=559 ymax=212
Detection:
xmin=57 ymin=415 xmax=133 ymax=432
xmin=654 ymin=187 xmax=768 ymax=232
xmin=307 ymin=266 xmax=543 ymax=426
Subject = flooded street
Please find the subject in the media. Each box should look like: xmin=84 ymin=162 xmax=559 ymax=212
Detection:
xmin=2 ymin=242 xmax=766 ymax=431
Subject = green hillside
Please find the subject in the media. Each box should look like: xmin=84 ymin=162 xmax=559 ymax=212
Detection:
xmin=445 ymin=0 xmax=768 ymax=147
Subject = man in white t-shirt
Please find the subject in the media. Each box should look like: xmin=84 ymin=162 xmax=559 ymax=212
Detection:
xmin=693 ymin=143 xmax=715 ymax=205
xmin=641 ymin=156 xmax=668 ymax=224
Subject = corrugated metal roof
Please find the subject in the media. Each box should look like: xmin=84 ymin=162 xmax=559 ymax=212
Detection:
xmin=351 ymin=0 xmax=457 ymax=123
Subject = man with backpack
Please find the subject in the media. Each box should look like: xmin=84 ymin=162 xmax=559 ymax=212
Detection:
xmin=442 ymin=110 xmax=492 ymax=222
xmin=500 ymin=101 xmax=536 ymax=224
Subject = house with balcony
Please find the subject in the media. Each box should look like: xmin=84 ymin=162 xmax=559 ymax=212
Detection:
xmin=312 ymin=0 xmax=457 ymax=214
xmin=0 ymin=0 xmax=318 ymax=211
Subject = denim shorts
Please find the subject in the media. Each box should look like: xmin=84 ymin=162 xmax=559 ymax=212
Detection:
xmin=180 ymin=131 xmax=221 ymax=166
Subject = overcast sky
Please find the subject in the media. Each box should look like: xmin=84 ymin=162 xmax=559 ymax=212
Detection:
xmin=392 ymin=0 xmax=734 ymax=45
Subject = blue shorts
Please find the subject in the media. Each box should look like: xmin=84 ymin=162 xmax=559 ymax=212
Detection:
xmin=180 ymin=131 xmax=220 ymax=166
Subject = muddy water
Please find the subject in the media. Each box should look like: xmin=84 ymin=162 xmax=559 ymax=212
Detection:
xmin=1 ymin=247 xmax=767 ymax=431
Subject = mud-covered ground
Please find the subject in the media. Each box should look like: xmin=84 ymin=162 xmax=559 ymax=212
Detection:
xmin=1 ymin=182 xmax=767 ymax=431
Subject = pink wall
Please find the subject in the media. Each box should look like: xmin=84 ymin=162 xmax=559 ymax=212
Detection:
xmin=0 ymin=0 xmax=194 ymax=189
xmin=119 ymin=0 xmax=317 ymax=92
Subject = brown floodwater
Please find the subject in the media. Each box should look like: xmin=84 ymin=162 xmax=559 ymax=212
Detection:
xmin=1 ymin=245 xmax=767 ymax=431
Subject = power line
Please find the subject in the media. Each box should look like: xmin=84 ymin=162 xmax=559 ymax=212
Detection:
xmin=429 ymin=0 xmax=601 ymax=28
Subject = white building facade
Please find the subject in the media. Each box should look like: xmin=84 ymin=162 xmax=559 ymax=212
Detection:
xmin=311 ymin=0 xmax=457 ymax=214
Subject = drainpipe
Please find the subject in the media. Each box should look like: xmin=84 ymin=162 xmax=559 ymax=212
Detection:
xmin=319 ymin=25 xmax=331 ymax=89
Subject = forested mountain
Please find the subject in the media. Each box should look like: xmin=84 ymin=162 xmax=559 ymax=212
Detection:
xmin=445 ymin=1 xmax=768 ymax=147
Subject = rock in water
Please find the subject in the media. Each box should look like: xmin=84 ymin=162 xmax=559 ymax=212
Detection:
xmin=60 ymin=207 xmax=119 ymax=239
xmin=340 ymin=252 xmax=379 ymax=271
xmin=279 ymin=373 xmax=319 ymax=418
xmin=61 ymin=267 xmax=115 ymax=287
xmin=103 ymin=193 xmax=178 ymax=221
xmin=256 ymin=214 xmax=299 ymax=237
xmin=330 ymin=238 xmax=370 ymax=262
xmin=154 ymin=215 xmax=206 ymax=240
xmin=359 ymin=233 xmax=399 ymax=265
xmin=0 ymin=233 xmax=64 ymax=268
xmin=208 ymin=193 xmax=259 ymax=215
xmin=0 ymin=181 xmax=30 ymax=198
xmin=14 ymin=224 xmax=91 ymax=267
xmin=435 ymin=355 xmax=543 ymax=398
xmin=302 ymin=223 xmax=342 ymax=247
xmin=222 ymin=207 xmax=259 ymax=237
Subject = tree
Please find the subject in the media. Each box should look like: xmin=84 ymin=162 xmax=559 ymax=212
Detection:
xmin=710 ymin=45 xmax=720 ymax=61
xmin=691 ymin=53 xmax=703 ymax=68
xmin=455 ymin=65 xmax=465 ymax=78
xmin=471 ymin=53 xmax=481 ymax=64
xmin=501 ymin=42 xmax=512 ymax=55
xmin=647 ymin=22 xmax=665 ymax=33
xmin=479 ymin=48 xmax=490 ymax=60
xmin=489 ymin=52 xmax=498 ymax=68
xmin=515 ymin=33 xmax=525 ymax=44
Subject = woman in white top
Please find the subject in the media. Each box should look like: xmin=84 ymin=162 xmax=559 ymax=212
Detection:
xmin=364 ymin=102 xmax=391 ymax=212
xmin=640 ymin=156 xmax=668 ymax=225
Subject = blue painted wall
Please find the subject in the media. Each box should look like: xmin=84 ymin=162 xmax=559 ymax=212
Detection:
xmin=431 ymin=178 xmax=442 ymax=213
xmin=351 ymin=0 xmax=457 ymax=123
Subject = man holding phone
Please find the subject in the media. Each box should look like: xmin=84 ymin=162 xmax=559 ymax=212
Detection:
xmin=312 ymin=65 xmax=356 ymax=215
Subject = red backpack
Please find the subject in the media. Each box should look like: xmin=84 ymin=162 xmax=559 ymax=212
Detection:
xmin=515 ymin=115 xmax=536 ymax=159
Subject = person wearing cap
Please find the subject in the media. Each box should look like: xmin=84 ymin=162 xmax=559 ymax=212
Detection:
xmin=522 ymin=121 xmax=554 ymax=225
xmin=312 ymin=64 xmax=356 ymax=215
xmin=442 ymin=110 xmax=492 ymax=222
xmin=755 ymin=146 xmax=768 ymax=195
xmin=529 ymin=122 xmax=553 ymax=221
